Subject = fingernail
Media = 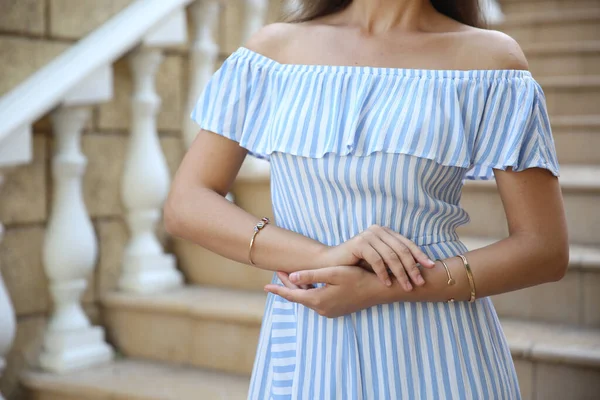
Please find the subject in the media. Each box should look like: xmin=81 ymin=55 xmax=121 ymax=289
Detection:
xmin=289 ymin=272 xmax=298 ymax=282
xmin=428 ymin=259 xmax=436 ymax=266
xmin=385 ymin=278 xmax=392 ymax=287
xmin=417 ymin=275 xmax=425 ymax=285
xmin=406 ymin=282 xmax=413 ymax=291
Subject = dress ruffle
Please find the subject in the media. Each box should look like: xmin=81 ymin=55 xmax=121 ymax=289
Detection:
xmin=191 ymin=47 xmax=560 ymax=180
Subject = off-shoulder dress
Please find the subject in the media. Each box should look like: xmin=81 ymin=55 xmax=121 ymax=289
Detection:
xmin=191 ymin=47 xmax=560 ymax=400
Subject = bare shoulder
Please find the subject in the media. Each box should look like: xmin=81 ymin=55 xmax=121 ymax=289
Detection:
xmin=243 ymin=22 xmax=300 ymax=60
xmin=455 ymin=28 xmax=529 ymax=71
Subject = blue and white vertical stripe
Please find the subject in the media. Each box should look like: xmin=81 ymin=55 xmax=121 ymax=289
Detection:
xmin=191 ymin=47 xmax=560 ymax=399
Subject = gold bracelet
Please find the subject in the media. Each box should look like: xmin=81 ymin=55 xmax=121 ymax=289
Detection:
xmin=248 ymin=217 xmax=270 ymax=265
xmin=437 ymin=259 xmax=456 ymax=286
xmin=457 ymin=254 xmax=476 ymax=303
xmin=437 ymin=259 xmax=456 ymax=303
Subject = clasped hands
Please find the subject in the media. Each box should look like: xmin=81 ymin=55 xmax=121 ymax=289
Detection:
xmin=264 ymin=225 xmax=436 ymax=318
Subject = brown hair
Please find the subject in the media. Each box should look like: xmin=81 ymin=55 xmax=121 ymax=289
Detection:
xmin=287 ymin=0 xmax=485 ymax=28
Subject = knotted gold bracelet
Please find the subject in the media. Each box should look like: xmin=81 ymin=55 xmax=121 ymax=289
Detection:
xmin=248 ymin=217 xmax=270 ymax=265
xmin=437 ymin=259 xmax=456 ymax=303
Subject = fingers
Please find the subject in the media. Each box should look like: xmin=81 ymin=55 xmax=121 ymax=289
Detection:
xmin=264 ymin=284 xmax=301 ymax=303
xmin=362 ymin=225 xmax=436 ymax=290
xmin=367 ymin=236 xmax=413 ymax=291
xmin=264 ymin=283 xmax=324 ymax=306
xmin=277 ymin=271 xmax=299 ymax=289
xmin=376 ymin=229 xmax=425 ymax=288
xmin=360 ymin=240 xmax=392 ymax=287
xmin=383 ymin=227 xmax=435 ymax=268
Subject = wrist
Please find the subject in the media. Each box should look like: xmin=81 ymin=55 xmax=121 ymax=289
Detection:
xmin=363 ymin=271 xmax=396 ymax=305
xmin=310 ymin=243 xmax=332 ymax=270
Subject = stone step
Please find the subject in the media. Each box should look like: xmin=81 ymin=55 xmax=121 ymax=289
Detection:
xmin=174 ymin=236 xmax=275 ymax=292
xmin=458 ymin=164 xmax=600 ymax=246
xmin=525 ymin=40 xmax=600 ymax=77
xmin=538 ymin=75 xmax=600 ymax=117
xmin=102 ymin=286 xmax=600 ymax=400
xmin=22 ymin=358 xmax=249 ymax=400
xmin=497 ymin=8 xmax=600 ymax=44
xmin=551 ymin=115 xmax=600 ymax=164
xmin=500 ymin=0 xmax=600 ymax=15
xmin=462 ymin=236 xmax=600 ymax=328
xmin=101 ymin=286 xmax=266 ymax=376
xmin=500 ymin=319 xmax=600 ymax=400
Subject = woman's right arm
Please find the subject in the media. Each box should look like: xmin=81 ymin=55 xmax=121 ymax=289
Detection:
xmin=165 ymin=129 xmax=434 ymax=289
xmin=164 ymin=129 xmax=330 ymax=274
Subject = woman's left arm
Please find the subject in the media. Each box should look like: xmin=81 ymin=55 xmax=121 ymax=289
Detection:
xmin=266 ymin=167 xmax=569 ymax=316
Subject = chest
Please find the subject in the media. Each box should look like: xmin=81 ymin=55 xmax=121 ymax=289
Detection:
xmin=286 ymin=30 xmax=472 ymax=71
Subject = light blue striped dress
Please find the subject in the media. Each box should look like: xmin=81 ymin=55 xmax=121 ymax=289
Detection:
xmin=191 ymin=47 xmax=560 ymax=400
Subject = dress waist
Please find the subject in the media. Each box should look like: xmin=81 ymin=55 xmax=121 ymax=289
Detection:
xmin=408 ymin=232 xmax=461 ymax=247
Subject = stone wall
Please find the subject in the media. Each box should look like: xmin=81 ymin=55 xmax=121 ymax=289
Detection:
xmin=0 ymin=0 xmax=284 ymax=398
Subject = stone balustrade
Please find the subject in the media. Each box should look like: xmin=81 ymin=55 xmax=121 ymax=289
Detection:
xmin=0 ymin=0 xmax=504 ymax=395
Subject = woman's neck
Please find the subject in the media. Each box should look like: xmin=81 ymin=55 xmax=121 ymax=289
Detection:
xmin=342 ymin=0 xmax=438 ymax=34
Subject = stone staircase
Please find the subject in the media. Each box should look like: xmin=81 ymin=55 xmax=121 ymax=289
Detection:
xmin=22 ymin=0 xmax=600 ymax=399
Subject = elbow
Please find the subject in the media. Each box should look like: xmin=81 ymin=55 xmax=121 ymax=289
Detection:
xmin=547 ymin=239 xmax=570 ymax=283
xmin=163 ymin=192 xmax=183 ymax=238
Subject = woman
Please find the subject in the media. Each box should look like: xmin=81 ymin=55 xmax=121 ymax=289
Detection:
xmin=165 ymin=0 xmax=569 ymax=398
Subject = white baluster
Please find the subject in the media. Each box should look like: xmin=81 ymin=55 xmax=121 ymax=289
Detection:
xmin=183 ymin=0 xmax=221 ymax=148
xmin=0 ymin=174 xmax=16 ymax=400
xmin=119 ymin=47 xmax=183 ymax=293
xmin=40 ymin=106 xmax=113 ymax=373
xmin=481 ymin=0 xmax=505 ymax=24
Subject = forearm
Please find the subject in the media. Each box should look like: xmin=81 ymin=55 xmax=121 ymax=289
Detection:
xmin=164 ymin=186 xmax=328 ymax=273
xmin=377 ymin=233 xmax=569 ymax=303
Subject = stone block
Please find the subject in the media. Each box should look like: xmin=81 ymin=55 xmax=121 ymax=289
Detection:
xmin=543 ymin=83 xmax=600 ymax=118
xmin=232 ymin=180 xmax=274 ymax=219
xmin=491 ymin=271 xmax=580 ymax=325
xmin=26 ymin=391 xmax=104 ymax=400
xmin=513 ymin=359 xmax=534 ymax=400
xmin=174 ymin=237 xmax=273 ymax=291
xmin=0 ymin=226 xmax=50 ymax=316
xmin=0 ymin=315 xmax=47 ymax=399
xmin=95 ymin=218 xmax=128 ymax=298
xmin=219 ymin=0 xmax=284 ymax=55
xmin=535 ymin=362 xmax=600 ymax=400
xmin=0 ymin=134 xmax=46 ymax=224
xmin=157 ymin=135 xmax=185 ymax=249
xmin=582 ymin=271 xmax=600 ymax=328
xmin=0 ymin=37 xmax=68 ymax=96
xmin=160 ymin=135 xmax=185 ymax=179
xmin=82 ymin=134 xmax=127 ymax=218
xmin=104 ymin=308 xmax=193 ymax=365
xmin=83 ymin=303 xmax=101 ymax=326
xmin=0 ymin=0 xmax=45 ymax=35
xmin=219 ymin=2 xmax=242 ymax=55
xmin=190 ymin=319 xmax=259 ymax=375
xmin=97 ymin=55 xmax=184 ymax=132
xmin=48 ymin=0 xmax=134 ymax=39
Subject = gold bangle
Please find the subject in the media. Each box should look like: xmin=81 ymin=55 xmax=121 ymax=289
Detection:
xmin=457 ymin=254 xmax=476 ymax=303
xmin=437 ymin=259 xmax=456 ymax=303
xmin=248 ymin=217 xmax=270 ymax=265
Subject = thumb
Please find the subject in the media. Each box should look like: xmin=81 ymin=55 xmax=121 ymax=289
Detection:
xmin=289 ymin=268 xmax=336 ymax=285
